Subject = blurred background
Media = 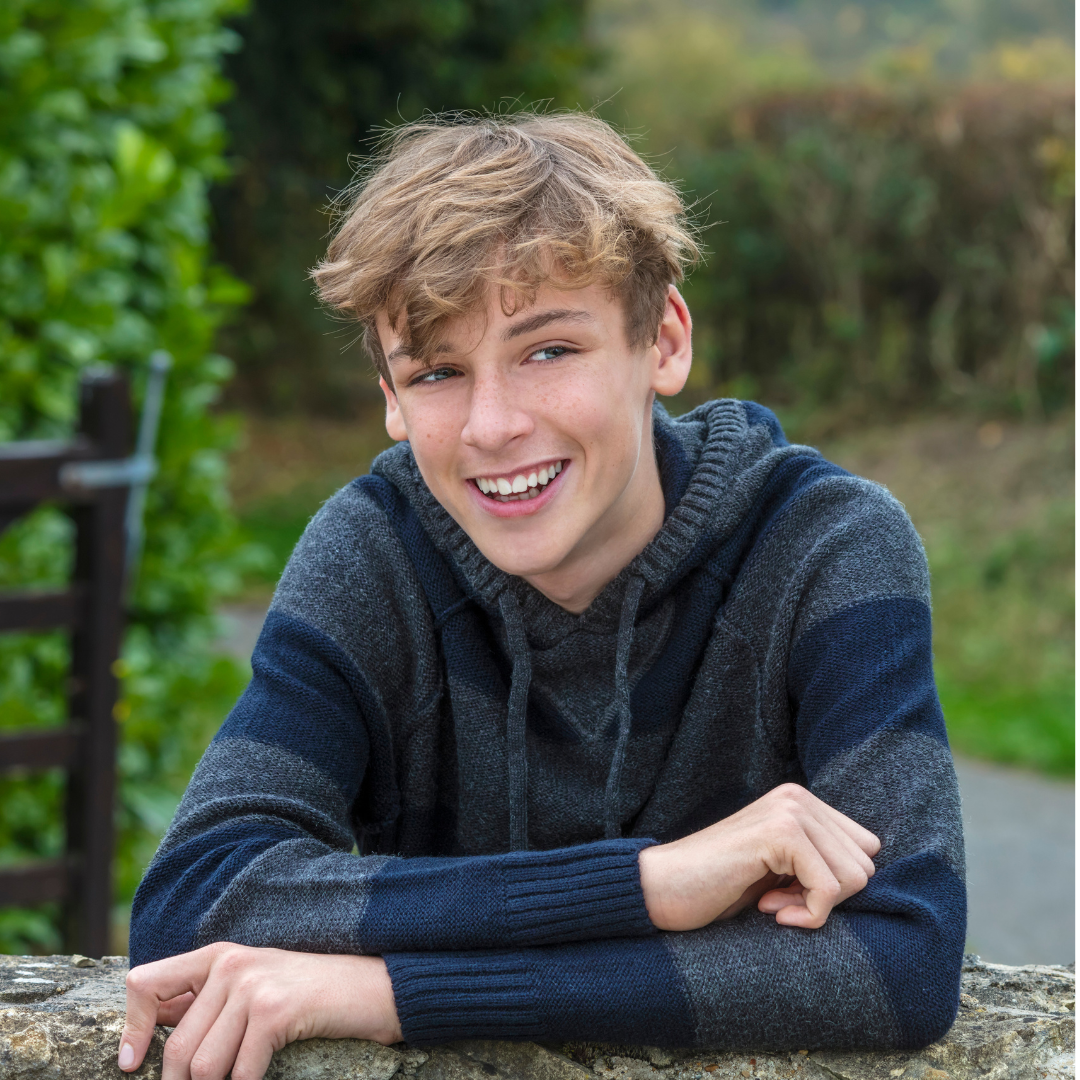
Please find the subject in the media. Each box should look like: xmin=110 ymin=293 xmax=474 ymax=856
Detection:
xmin=0 ymin=0 xmax=1073 ymax=962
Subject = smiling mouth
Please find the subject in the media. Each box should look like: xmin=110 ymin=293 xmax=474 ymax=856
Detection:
xmin=472 ymin=461 xmax=565 ymax=502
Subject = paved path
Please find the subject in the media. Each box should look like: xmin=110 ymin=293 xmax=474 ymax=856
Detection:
xmin=215 ymin=604 xmax=1076 ymax=967
xmin=954 ymin=756 xmax=1074 ymax=965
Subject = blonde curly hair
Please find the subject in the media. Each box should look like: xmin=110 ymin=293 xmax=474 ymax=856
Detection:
xmin=311 ymin=111 xmax=700 ymax=383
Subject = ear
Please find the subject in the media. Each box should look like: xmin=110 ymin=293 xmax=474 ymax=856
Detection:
xmin=379 ymin=376 xmax=409 ymax=442
xmin=649 ymin=285 xmax=693 ymax=397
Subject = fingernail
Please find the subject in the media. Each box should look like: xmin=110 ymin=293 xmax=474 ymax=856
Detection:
xmin=118 ymin=1041 xmax=135 ymax=1070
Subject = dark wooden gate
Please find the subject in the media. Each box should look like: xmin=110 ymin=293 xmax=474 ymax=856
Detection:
xmin=0 ymin=368 xmax=132 ymax=957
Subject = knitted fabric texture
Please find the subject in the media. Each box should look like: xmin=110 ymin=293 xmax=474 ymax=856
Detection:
xmin=130 ymin=399 xmax=966 ymax=1050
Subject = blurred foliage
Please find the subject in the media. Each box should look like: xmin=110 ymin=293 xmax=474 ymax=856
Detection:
xmin=213 ymin=0 xmax=595 ymax=414
xmin=671 ymin=84 xmax=1074 ymax=429
xmin=592 ymin=0 xmax=1074 ymax=428
xmin=0 ymin=0 xmax=261 ymax=953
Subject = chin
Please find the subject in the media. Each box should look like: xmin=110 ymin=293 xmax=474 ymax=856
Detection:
xmin=480 ymin=542 xmax=567 ymax=581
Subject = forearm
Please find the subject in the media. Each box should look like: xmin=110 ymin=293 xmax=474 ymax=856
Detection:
xmin=134 ymin=771 xmax=657 ymax=965
xmin=386 ymin=897 xmax=961 ymax=1050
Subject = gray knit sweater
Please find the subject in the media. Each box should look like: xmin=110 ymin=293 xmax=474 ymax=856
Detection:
xmin=130 ymin=399 xmax=966 ymax=1050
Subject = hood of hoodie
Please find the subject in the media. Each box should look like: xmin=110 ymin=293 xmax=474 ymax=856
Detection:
xmin=371 ymin=398 xmax=816 ymax=849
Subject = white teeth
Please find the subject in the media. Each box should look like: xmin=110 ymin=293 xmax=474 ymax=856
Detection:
xmin=476 ymin=463 xmax=563 ymax=499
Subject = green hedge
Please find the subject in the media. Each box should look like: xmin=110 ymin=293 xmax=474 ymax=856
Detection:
xmin=0 ymin=0 xmax=259 ymax=953
xmin=667 ymin=83 xmax=1075 ymax=428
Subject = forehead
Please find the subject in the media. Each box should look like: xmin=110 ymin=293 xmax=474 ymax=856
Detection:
xmin=378 ymin=280 xmax=626 ymax=361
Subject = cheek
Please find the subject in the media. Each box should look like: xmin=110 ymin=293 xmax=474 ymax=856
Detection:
xmin=569 ymin=378 xmax=644 ymax=471
xmin=402 ymin=403 xmax=462 ymax=485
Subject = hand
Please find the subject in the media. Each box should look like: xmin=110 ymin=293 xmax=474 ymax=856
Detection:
xmin=638 ymin=783 xmax=880 ymax=931
xmin=118 ymin=943 xmax=402 ymax=1080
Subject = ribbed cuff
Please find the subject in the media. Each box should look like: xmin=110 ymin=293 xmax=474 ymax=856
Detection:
xmin=501 ymin=837 xmax=657 ymax=944
xmin=385 ymin=930 xmax=697 ymax=1047
xmin=357 ymin=838 xmax=659 ymax=952
xmin=385 ymin=952 xmax=546 ymax=1044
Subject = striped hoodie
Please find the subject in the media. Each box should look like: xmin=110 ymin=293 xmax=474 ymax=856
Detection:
xmin=130 ymin=399 xmax=966 ymax=1049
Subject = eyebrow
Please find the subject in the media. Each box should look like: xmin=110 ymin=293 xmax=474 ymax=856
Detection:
xmin=385 ymin=308 xmax=594 ymax=364
xmin=386 ymin=342 xmax=452 ymax=365
xmin=503 ymin=309 xmax=594 ymax=340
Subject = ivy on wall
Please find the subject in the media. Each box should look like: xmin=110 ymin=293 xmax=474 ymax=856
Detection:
xmin=0 ymin=0 xmax=258 ymax=952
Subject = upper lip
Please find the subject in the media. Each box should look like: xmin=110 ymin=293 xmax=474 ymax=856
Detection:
xmin=467 ymin=459 xmax=563 ymax=480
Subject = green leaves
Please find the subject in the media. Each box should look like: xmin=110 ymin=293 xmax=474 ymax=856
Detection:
xmin=0 ymin=0 xmax=254 ymax=952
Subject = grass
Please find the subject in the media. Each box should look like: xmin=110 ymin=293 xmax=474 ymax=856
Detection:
xmin=230 ymin=404 xmax=1074 ymax=776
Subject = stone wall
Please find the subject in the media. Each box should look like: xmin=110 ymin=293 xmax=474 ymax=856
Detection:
xmin=0 ymin=954 xmax=1072 ymax=1079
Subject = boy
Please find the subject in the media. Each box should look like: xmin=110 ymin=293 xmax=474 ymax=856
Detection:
xmin=120 ymin=113 xmax=965 ymax=1080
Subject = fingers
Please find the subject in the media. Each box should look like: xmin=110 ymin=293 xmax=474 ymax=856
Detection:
xmin=231 ymin=1024 xmax=278 ymax=1080
xmin=158 ymin=992 xmax=197 ymax=1026
xmin=755 ymin=787 xmax=881 ymax=928
xmin=813 ymin=798 xmax=881 ymax=859
xmin=178 ymin=1001 xmax=249 ymax=1080
xmin=120 ymin=951 xmax=216 ymax=1073
xmin=800 ymin=812 xmax=876 ymax=892
xmin=159 ymin=979 xmax=231 ymax=1080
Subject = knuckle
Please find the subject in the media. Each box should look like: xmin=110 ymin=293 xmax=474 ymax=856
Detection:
xmin=247 ymin=995 xmax=279 ymax=1023
xmin=214 ymin=944 xmax=248 ymax=976
xmin=189 ymin=1052 xmax=218 ymax=1080
xmin=822 ymin=882 xmax=843 ymax=904
xmin=163 ymin=1033 xmax=190 ymax=1063
xmin=842 ymin=869 xmax=869 ymax=893
xmin=775 ymin=783 xmax=808 ymax=803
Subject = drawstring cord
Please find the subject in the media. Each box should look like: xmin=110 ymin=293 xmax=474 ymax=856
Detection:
xmin=604 ymin=575 xmax=645 ymax=839
xmin=500 ymin=574 xmax=645 ymax=850
xmin=499 ymin=590 xmax=532 ymax=851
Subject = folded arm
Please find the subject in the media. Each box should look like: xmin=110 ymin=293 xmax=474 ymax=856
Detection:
xmin=129 ymin=610 xmax=658 ymax=967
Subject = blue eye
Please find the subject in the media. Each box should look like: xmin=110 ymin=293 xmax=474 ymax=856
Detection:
xmin=413 ymin=366 xmax=459 ymax=385
xmin=529 ymin=346 xmax=569 ymax=363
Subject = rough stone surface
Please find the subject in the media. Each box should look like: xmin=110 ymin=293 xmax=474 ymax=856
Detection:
xmin=0 ymin=954 xmax=1071 ymax=1079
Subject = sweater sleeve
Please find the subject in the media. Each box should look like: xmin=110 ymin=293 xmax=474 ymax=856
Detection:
xmin=128 ymin=607 xmax=655 ymax=967
xmin=384 ymin=486 xmax=966 ymax=1051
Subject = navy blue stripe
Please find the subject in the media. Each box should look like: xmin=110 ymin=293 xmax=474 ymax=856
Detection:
xmin=388 ymin=935 xmax=696 ymax=1046
xmin=129 ymin=822 xmax=299 ymax=965
xmin=221 ymin=609 xmax=373 ymax=802
xmin=789 ymin=596 xmax=947 ymax=779
xmin=654 ymin=410 xmax=694 ymax=517
xmin=352 ymin=474 xmax=468 ymax=624
xmin=362 ymin=839 xmax=654 ymax=951
xmin=742 ymin=400 xmax=790 ymax=446
xmin=843 ymin=852 xmax=966 ymax=1047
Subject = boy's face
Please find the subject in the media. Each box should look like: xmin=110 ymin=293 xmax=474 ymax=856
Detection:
xmin=377 ymin=281 xmax=692 ymax=611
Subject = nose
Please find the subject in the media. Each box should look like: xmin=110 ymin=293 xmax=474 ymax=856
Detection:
xmin=460 ymin=369 xmax=534 ymax=452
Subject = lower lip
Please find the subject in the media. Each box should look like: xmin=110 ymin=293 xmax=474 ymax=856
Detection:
xmin=467 ymin=464 xmax=567 ymax=518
